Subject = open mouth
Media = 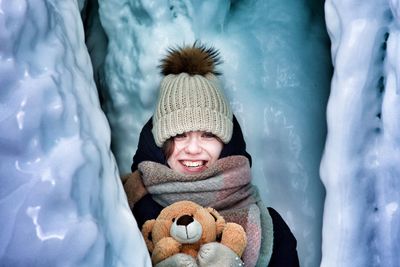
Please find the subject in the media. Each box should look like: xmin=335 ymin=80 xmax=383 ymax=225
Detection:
xmin=181 ymin=160 xmax=206 ymax=167
xmin=179 ymin=160 xmax=208 ymax=171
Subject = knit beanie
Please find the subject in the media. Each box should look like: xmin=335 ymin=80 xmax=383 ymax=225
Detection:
xmin=152 ymin=43 xmax=233 ymax=147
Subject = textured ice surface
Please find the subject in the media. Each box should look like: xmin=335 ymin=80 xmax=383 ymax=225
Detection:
xmin=97 ymin=1 xmax=331 ymax=266
xmin=0 ymin=1 xmax=150 ymax=266
xmin=321 ymin=0 xmax=400 ymax=266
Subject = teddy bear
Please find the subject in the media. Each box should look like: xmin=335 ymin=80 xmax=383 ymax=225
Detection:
xmin=141 ymin=200 xmax=247 ymax=266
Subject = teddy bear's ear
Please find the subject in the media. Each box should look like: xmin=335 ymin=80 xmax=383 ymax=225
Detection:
xmin=141 ymin=219 xmax=156 ymax=252
xmin=206 ymin=207 xmax=226 ymax=236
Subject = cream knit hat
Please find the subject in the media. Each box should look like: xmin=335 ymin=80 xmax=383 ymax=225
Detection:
xmin=152 ymin=44 xmax=233 ymax=147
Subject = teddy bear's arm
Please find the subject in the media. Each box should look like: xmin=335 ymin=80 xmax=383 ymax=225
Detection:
xmin=142 ymin=219 xmax=156 ymax=252
xmin=220 ymin=222 xmax=247 ymax=257
xmin=152 ymin=237 xmax=182 ymax=264
xmin=180 ymin=244 xmax=200 ymax=259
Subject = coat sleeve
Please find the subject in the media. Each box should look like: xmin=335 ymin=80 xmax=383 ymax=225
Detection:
xmin=267 ymin=207 xmax=300 ymax=267
xmin=132 ymin=193 xmax=164 ymax=229
xmin=121 ymin=170 xmax=148 ymax=208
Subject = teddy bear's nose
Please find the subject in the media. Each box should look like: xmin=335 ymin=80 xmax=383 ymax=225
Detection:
xmin=176 ymin=214 xmax=194 ymax=226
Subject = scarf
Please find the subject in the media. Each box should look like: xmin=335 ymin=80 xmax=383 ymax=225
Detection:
xmin=138 ymin=155 xmax=273 ymax=267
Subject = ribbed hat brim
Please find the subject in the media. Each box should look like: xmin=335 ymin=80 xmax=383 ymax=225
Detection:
xmin=152 ymin=107 xmax=233 ymax=147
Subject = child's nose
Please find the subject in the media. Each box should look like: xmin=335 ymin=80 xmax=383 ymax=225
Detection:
xmin=184 ymin=136 xmax=202 ymax=154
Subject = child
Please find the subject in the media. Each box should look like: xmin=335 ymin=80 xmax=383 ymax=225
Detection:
xmin=122 ymin=43 xmax=299 ymax=266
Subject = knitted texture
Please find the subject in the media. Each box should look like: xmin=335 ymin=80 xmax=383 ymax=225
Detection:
xmin=138 ymin=156 xmax=273 ymax=267
xmin=152 ymin=43 xmax=234 ymax=146
xmin=152 ymin=72 xmax=233 ymax=146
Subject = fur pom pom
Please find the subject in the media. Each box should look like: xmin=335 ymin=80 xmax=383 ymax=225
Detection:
xmin=160 ymin=42 xmax=222 ymax=76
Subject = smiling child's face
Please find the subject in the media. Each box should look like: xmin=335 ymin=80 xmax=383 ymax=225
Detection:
xmin=166 ymin=131 xmax=223 ymax=174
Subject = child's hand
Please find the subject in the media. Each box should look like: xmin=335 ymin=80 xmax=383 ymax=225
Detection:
xmin=197 ymin=242 xmax=244 ymax=267
xmin=155 ymin=253 xmax=198 ymax=267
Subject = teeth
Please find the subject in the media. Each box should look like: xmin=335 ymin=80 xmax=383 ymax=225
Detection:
xmin=182 ymin=161 xmax=204 ymax=167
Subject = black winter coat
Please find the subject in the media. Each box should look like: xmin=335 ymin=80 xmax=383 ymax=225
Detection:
xmin=130 ymin=116 xmax=300 ymax=267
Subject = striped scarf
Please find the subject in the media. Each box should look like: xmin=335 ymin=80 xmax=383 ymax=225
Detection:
xmin=138 ymin=155 xmax=273 ymax=267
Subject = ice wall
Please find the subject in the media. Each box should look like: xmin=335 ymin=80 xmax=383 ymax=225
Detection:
xmin=0 ymin=1 xmax=150 ymax=266
xmin=321 ymin=0 xmax=400 ymax=266
xmin=96 ymin=1 xmax=331 ymax=266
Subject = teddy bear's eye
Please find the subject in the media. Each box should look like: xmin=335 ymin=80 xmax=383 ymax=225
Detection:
xmin=172 ymin=218 xmax=175 ymax=222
